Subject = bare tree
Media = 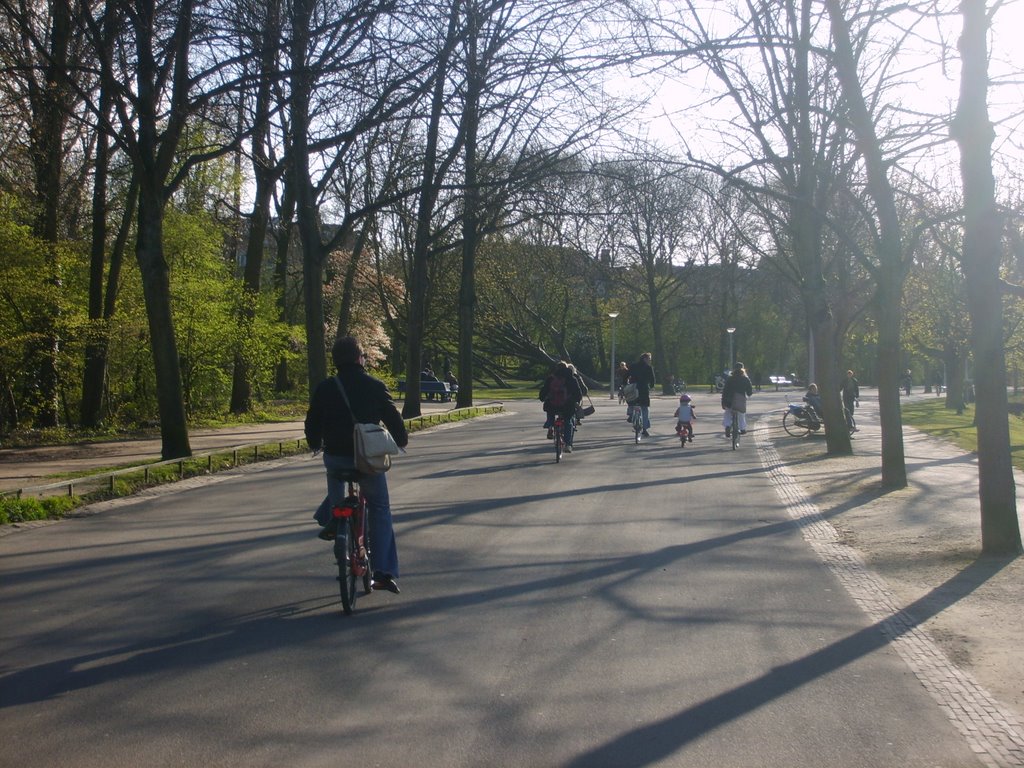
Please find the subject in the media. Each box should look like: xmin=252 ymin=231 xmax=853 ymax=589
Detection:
xmin=597 ymin=156 xmax=698 ymax=392
xmin=822 ymin=0 xmax=916 ymax=484
xmin=286 ymin=0 xmax=436 ymax=396
xmin=229 ymin=0 xmax=284 ymax=414
xmin=646 ymin=0 xmax=855 ymax=453
xmin=951 ymin=0 xmax=1022 ymax=554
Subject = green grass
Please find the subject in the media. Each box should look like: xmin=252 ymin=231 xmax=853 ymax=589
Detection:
xmin=901 ymin=398 xmax=1024 ymax=473
xmin=467 ymin=381 xmax=542 ymax=400
xmin=1 ymin=405 xmax=503 ymax=526
xmin=0 ymin=401 xmax=312 ymax=449
xmin=0 ymin=495 xmax=78 ymax=525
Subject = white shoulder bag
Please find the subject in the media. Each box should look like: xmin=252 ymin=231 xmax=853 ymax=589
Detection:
xmin=334 ymin=377 xmax=400 ymax=475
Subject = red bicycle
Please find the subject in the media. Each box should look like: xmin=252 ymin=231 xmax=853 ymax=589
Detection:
xmin=332 ymin=470 xmax=373 ymax=615
xmin=552 ymin=413 xmax=576 ymax=462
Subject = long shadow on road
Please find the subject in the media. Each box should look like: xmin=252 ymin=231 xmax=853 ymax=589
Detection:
xmin=560 ymin=555 xmax=1016 ymax=768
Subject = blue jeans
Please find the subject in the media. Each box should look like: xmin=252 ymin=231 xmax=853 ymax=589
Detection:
xmin=625 ymin=405 xmax=650 ymax=429
xmin=544 ymin=410 xmax=574 ymax=445
xmin=320 ymin=453 xmax=399 ymax=577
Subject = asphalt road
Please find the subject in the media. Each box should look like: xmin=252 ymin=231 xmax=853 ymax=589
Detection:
xmin=0 ymin=394 xmax=983 ymax=767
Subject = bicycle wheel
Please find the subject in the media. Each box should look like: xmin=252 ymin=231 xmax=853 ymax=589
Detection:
xmin=731 ymin=411 xmax=739 ymax=450
xmin=782 ymin=411 xmax=811 ymax=437
xmin=336 ymin=520 xmax=358 ymax=615
xmin=554 ymin=418 xmax=563 ymax=462
xmin=360 ymin=504 xmax=373 ymax=595
xmin=634 ymin=412 xmax=642 ymax=443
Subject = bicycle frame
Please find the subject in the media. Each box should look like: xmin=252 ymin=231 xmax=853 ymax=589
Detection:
xmin=333 ymin=476 xmax=373 ymax=615
xmin=553 ymin=414 xmax=566 ymax=462
xmin=631 ymin=404 xmax=643 ymax=443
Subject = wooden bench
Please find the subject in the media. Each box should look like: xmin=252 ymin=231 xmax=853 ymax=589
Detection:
xmin=396 ymin=380 xmax=453 ymax=402
xmin=768 ymin=375 xmax=793 ymax=391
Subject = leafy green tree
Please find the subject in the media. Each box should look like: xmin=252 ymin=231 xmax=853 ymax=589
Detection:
xmin=0 ymin=195 xmax=91 ymax=432
xmin=0 ymin=197 xmax=48 ymax=432
xmin=164 ymin=209 xmax=236 ymax=416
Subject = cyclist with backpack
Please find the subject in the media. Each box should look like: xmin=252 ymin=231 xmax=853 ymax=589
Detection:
xmin=540 ymin=361 xmax=582 ymax=451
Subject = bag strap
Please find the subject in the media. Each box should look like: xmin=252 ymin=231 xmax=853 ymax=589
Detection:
xmin=333 ymin=376 xmax=357 ymax=421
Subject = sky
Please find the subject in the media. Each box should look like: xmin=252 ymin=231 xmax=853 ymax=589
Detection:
xmin=616 ymin=1 xmax=1024 ymax=174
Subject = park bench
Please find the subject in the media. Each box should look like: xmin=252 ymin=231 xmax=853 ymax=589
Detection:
xmin=396 ymin=380 xmax=453 ymax=402
xmin=768 ymin=375 xmax=793 ymax=390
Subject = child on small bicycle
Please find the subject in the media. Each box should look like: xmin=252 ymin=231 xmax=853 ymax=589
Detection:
xmin=673 ymin=393 xmax=696 ymax=442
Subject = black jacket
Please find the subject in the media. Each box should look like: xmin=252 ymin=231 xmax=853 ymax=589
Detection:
xmin=627 ymin=359 xmax=656 ymax=407
xmin=305 ymin=363 xmax=409 ymax=457
xmin=721 ymin=373 xmax=753 ymax=409
xmin=840 ymin=376 xmax=860 ymax=405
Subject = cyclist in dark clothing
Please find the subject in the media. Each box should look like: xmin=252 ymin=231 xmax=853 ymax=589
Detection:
xmin=305 ymin=336 xmax=409 ymax=594
xmin=840 ymin=369 xmax=860 ymax=432
xmin=540 ymin=361 xmax=582 ymax=451
xmin=721 ymin=362 xmax=754 ymax=437
xmin=627 ymin=353 xmax=656 ymax=436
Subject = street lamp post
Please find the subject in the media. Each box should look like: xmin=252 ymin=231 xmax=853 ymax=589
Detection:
xmin=608 ymin=312 xmax=620 ymax=399
xmin=727 ymin=326 xmax=736 ymax=370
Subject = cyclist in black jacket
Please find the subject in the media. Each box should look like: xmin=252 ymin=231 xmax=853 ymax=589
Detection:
xmin=305 ymin=336 xmax=409 ymax=594
xmin=721 ymin=362 xmax=753 ymax=437
xmin=627 ymin=353 xmax=656 ymax=436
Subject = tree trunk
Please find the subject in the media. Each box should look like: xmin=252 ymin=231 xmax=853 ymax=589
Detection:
xmin=794 ymin=0 xmax=848 ymax=456
xmin=824 ymin=0 xmax=907 ymax=481
xmin=81 ymin=84 xmax=112 ymax=429
xmin=953 ymin=0 xmax=1021 ymax=554
xmin=643 ymin=269 xmax=668 ymax=394
xmin=26 ymin=0 xmax=73 ymax=428
xmin=273 ymin=186 xmax=295 ymax=393
xmin=81 ymin=33 xmax=129 ymax=428
xmin=457 ymin=4 xmax=481 ymax=410
xmin=290 ymin=0 xmax=328 ymax=394
xmin=136 ymin=181 xmax=191 ymax=459
xmin=230 ymin=1 xmax=279 ymax=414
xmin=403 ymin=0 xmax=460 ymax=419
xmin=875 ymin=280 xmax=907 ymax=486
xmin=335 ymin=227 xmax=371 ymax=344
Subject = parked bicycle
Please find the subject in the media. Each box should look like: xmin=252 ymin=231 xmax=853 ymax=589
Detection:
xmin=782 ymin=398 xmax=823 ymax=437
xmin=330 ymin=470 xmax=374 ymax=615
